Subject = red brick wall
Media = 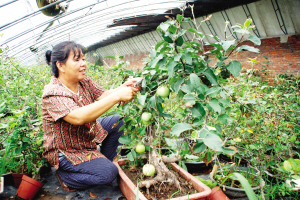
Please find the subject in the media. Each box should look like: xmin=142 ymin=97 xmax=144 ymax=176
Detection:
xmin=102 ymin=35 xmax=300 ymax=81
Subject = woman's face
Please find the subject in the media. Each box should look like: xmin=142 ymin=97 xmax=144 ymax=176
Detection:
xmin=59 ymin=49 xmax=87 ymax=82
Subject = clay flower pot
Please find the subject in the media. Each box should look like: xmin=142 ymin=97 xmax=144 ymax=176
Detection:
xmin=114 ymin=159 xmax=211 ymax=200
xmin=207 ymin=186 xmax=230 ymax=200
xmin=16 ymin=175 xmax=44 ymax=200
xmin=11 ymin=172 xmax=28 ymax=188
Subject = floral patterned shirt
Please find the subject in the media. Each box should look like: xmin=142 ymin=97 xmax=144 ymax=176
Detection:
xmin=42 ymin=76 xmax=108 ymax=169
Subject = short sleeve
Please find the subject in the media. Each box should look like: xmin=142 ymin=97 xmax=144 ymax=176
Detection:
xmin=84 ymin=76 xmax=107 ymax=101
xmin=43 ymin=95 xmax=80 ymax=121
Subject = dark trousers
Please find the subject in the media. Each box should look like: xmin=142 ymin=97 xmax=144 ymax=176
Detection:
xmin=57 ymin=115 xmax=124 ymax=189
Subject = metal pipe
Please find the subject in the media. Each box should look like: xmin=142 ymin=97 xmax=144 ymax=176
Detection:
xmin=6 ymin=1 xmax=185 ymax=61
xmin=5 ymin=3 xmax=170 ymax=52
xmin=0 ymin=0 xmax=19 ymax=8
xmin=0 ymin=0 xmax=71 ymax=31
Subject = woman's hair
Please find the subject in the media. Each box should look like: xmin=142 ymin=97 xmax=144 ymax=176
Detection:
xmin=45 ymin=41 xmax=86 ymax=78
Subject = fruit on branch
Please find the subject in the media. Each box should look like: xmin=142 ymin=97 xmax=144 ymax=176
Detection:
xmin=141 ymin=112 xmax=152 ymax=122
xmin=143 ymin=164 xmax=156 ymax=176
xmin=135 ymin=143 xmax=146 ymax=154
xmin=156 ymin=86 xmax=170 ymax=98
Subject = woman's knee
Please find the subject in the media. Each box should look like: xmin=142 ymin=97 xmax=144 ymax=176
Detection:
xmin=94 ymin=163 xmax=119 ymax=184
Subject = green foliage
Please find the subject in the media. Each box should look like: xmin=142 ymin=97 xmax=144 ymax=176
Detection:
xmin=196 ymin=177 xmax=217 ymax=189
xmin=0 ymin=62 xmax=50 ymax=176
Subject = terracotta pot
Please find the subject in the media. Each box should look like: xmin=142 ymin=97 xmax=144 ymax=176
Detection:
xmin=11 ymin=172 xmax=29 ymax=188
xmin=207 ymin=186 xmax=230 ymax=200
xmin=16 ymin=175 xmax=43 ymax=200
xmin=114 ymin=159 xmax=211 ymax=200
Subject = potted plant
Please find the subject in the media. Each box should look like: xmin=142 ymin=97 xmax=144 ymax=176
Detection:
xmin=114 ymin=5 xmax=261 ymax=199
xmin=1 ymin=107 xmax=46 ymax=188
xmin=209 ymin=163 xmax=261 ymax=198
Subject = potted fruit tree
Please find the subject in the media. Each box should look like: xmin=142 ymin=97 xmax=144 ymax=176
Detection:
xmin=116 ymin=6 xmax=261 ymax=199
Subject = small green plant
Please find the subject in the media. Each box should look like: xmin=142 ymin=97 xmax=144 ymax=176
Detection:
xmin=195 ymin=177 xmax=217 ymax=189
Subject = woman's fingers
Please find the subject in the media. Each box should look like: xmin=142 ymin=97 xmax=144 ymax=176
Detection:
xmin=123 ymin=77 xmax=143 ymax=86
xmin=118 ymin=87 xmax=139 ymax=102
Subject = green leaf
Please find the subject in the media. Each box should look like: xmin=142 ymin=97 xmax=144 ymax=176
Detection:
xmin=0 ymin=123 xmax=9 ymax=129
xmin=183 ymin=53 xmax=192 ymax=65
xmin=208 ymin=98 xmax=221 ymax=114
xmin=22 ymin=137 xmax=30 ymax=142
xmin=231 ymin=173 xmax=258 ymax=200
xmin=184 ymin=154 xmax=199 ymax=160
xmin=221 ymin=40 xmax=236 ymax=52
xmin=171 ymin=123 xmax=193 ymax=137
xmin=189 ymin=102 xmax=206 ymax=118
xmin=150 ymin=54 xmax=163 ymax=68
xmin=181 ymin=84 xmax=193 ymax=94
xmin=160 ymin=23 xmax=170 ymax=32
xmin=217 ymin=114 xmax=232 ymax=124
xmin=149 ymin=96 xmax=156 ymax=109
xmin=247 ymin=34 xmax=261 ymax=45
xmin=194 ymin=142 xmax=207 ymax=153
xmin=215 ymin=124 xmax=222 ymax=133
xmin=187 ymin=28 xmax=203 ymax=38
xmin=167 ymin=60 xmax=177 ymax=78
xmin=218 ymin=99 xmax=231 ymax=107
xmin=177 ymin=36 xmax=184 ymax=46
xmin=237 ymin=45 xmax=260 ymax=53
xmin=184 ymin=94 xmax=196 ymax=106
xmin=104 ymin=55 xmax=115 ymax=59
xmin=169 ymin=25 xmax=177 ymax=34
xmin=203 ymin=68 xmax=218 ymax=86
xmin=162 ymin=32 xmax=173 ymax=43
xmin=173 ymin=78 xmax=185 ymax=93
xmin=283 ymin=160 xmax=292 ymax=172
xmin=127 ymin=151 xmax=135 ymax=161
xmin=165 ymin=138 xmax=177 ymax=149
xmin=244 ymin=18 xmax=252 ymax=27
xmin=138 ymin=94 xmax=147 ymax=105
xmin=203 ymin=133 xmax=223 ymax=152
xmin=119 ymin=135 xmax=131 ymax=145
xmin=174 ymin=53 xmax=183 ymax=62
xmin=150 ymin=49 xmax=156 ymax=58
xmin=206 ymin=87 xmax=221 ymax=97
xmin=226 ymin=60 xmax=242 ymax=77
xmin=190 ymin=74 xmax=201 ymax=89
xmin=222 ymin=147 xmax=236 ymax=156
xmin=155 ymin=40 xmax=166 ymax=51
xmin=157 ymin=101 xmax=163 ymax=114
xmin=177 ymin=15 xmax=183 ymax=23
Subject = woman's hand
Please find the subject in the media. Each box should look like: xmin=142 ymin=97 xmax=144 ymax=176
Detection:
xmin=116 ymin=86 xmax=139 ymax=102
xmin=122 ymin=77 xmax=143 ymax=91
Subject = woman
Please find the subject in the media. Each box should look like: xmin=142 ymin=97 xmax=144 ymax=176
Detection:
xmin=43 ymin=41 xmax=141 ymax=191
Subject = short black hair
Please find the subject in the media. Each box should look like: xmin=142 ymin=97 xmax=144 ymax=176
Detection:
xmin=45 ymin=41 xmax=86 ymax=78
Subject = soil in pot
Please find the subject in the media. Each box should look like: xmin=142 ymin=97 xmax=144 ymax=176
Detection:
xmin=122 ymin=164 xmax=196 ymax=199
xmin=119 ymin=159 xmax=210 ymax=200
